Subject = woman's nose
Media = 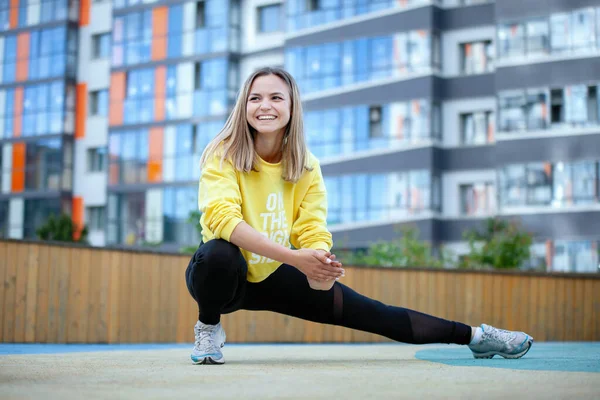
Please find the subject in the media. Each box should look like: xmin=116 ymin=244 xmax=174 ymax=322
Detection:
xmin=260 ymin=101 xmax=272 ymax=110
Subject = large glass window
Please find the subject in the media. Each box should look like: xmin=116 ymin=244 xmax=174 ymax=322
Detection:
xmin=460 ymin=40 xmax=494 ymax=74
xmin=193 ymin=58 xmax=231 ymax=117
xmin=553 ymin=241 xmax=598 ymax=273
xmin=163 ymin=186 xmax=199 ymax=244
xmin=500 ymin=160 xmax=599 ymax=207
xmin=498 ymin=91 xmax=526 ymax=132
xmin=498 ymin=23 xmax=525 ymax=58
xmin=526 ymin=19 xmax=550 ymax=55
xmin=107 ymin=192 xmax=146 ymax=245
xmin=305 ymin=99 xmax=437 ymax=158
xmin=461 ymin=111 xmax=494 ymax=145
xmin=502 ymin=8 xmax=599 ymax=59
xmin=23 ymin=198 xmax=67 ymax=239
xmin=24 ymin=138 xmax=63 ymax=191
xmin=108 ymin=130 xmax=148 ymax=185
xmin=324 ymin=169 xmax=438 ymax=225
xmin=92 ymin=33 xmax=111 ymax=59
xmin=552 ymin=161 xmax=598 ymax=205
xmin=286 ymin=30 xmax=438 ymax=94
xmin=86 ymin=206 xmax=106 ymax=231
xmin=0 ymin=200 xmax=8 ymax=238
xmin=258 ymin=4 xmax=282 ymax=33
xmin=286 ymin=0 xmax=427 ymax=32
xmin=460 ymin=182 xmax=496 ymax=216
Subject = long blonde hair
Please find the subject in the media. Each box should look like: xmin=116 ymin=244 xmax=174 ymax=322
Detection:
xmin=199 ymin=67 xmax=311 ymax=183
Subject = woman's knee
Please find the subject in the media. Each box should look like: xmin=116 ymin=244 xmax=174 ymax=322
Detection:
xmin=193 ymin=239 xmax=246 ymax=276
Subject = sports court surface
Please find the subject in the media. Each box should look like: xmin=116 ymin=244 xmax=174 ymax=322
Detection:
xmin=1 ymin=342 xmax=599 ymax=399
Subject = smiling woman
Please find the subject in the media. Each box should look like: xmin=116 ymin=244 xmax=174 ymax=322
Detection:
xmin=185 ymin=66 xmax=533 ymax=366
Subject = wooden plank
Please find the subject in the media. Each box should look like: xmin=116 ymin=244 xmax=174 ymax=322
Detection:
xmin=96 ymin=250 xmax=111 ymax=343
xmin=564 ymin=277 xmax=574 ymax=341
xmin=118 ymin=251 xmax=132 ymax=342
xmin=86 ymin=247 xmax=102 ymax=343
xmin=128 ymin=252 xmax=141 ymax=343
xmin=573 ymin=279 xmax=584 ymax=341
xmin=107 ymin=251 xmax=121 ymax=343
xmin=592 ymin=279 xmax=600 ymax=341
xmin=555 ymin=277 xmax=566 ymax=341
xmin=542 ymin=277 xmax=553 ymax=341
xmin=0 ymin=241 xmax=6 ymax=342
xmin=35 ymin=245 xmax=50 ymax=342
xmin=13 ymin=243 xmax=29 ymax=342
xmin=24 ymin=244 xmax=39 ymax=342
xmin=46 ymin=246 xmax=61 ymax=342
xmin=78 ymin=248 xmax=91 ymax=343
xmin=2 ymin=243 xmax=18 ymax=342
xmin=66 ymin=247 xmax=82 ymax=343
xmin=527 ymin=275 xmax=539 ymax=339
xmin=56 ymin=247 xmax=71 ymax=343
xmin=583 ymin=279 xmax=593 ymax=341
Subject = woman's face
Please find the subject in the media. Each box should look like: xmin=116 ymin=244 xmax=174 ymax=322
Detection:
xmin=246 ymin=74 xmax=291 ymax=138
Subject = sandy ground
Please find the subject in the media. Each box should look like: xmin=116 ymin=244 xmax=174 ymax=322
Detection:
xmin=1 ymin=344 xmax=599 ymax=400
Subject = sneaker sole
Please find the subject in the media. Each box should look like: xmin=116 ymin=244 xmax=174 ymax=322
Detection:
xmin=472 ymin=338 xmax=534 ymax=359
xmin=191 ymin=356 xmax=225 ymax=365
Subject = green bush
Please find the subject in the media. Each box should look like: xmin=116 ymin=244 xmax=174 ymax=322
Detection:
xmin=339 ymin=225 xmax=450 ymax=268
xmin=36 ymin=213 xmax=88 ymax=243
xmin=460 ymin=217 xmax=532 ymax=270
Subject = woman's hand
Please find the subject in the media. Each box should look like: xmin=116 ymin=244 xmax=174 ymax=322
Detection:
xmin=292 ymin=248 xmax=345 ymax=282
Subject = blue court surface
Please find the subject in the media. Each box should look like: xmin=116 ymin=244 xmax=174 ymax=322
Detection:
xmin=1 ymin=342 xmax=599 ymax=399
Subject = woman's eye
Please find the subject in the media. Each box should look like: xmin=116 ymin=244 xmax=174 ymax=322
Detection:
xmin=273 ymin=96 xmax=282 ymax=100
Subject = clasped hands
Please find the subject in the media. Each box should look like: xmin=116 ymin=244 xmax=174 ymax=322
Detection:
xmin=293 ymin=248 xmax=345 ymax=283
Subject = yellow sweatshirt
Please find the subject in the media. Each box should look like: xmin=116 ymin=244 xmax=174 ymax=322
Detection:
xmin=198 ymin=152 xmax=333 ymax=282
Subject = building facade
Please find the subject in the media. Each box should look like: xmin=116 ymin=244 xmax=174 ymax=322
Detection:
xmin=1 ymin=0 xmax=599 ymax=272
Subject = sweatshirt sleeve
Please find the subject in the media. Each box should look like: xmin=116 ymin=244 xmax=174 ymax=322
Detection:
xmin=290 ymin=162 xmax=333 ymax=252
xmin=198 ymin=155 xmax=244 ymax=242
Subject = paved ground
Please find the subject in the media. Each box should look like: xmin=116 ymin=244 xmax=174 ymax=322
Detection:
xmin=1 ymin=343 xmax=599 ymax=399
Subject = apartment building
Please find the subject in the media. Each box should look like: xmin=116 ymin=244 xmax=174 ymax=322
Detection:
xmin=1 ymin=0 xmax=599 ymax=272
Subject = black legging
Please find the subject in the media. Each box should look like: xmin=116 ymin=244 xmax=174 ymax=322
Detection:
xmin=185 ymin=239 xmax=472 ymax=345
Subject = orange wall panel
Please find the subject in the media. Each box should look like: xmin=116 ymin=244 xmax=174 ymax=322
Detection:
xmin=13 ymin=87 xmax=23 ymax=137
xmin=9 ymin=0 xmax=18 ymax=29
xmin=154 ymin=66 xmax=166 ymax=121
xmin=75 ymin=83 xmax=87 ymax=139
xmin=147 ymin=127 xmax=163 ymax=183
xmin=151 ymin=7 xmax=168 ymax=60
xmin=109 ymin=72 xmax=126 ymax=126
xmin=16 ymin=33 xmax=29 ymax=81
xmin=72 ymin=197 xmax=84 ymax=241
xmin=79 ymin=0 xmax=90 ymax=26
xmin=11 ymin=142 xmax=26 ymax=192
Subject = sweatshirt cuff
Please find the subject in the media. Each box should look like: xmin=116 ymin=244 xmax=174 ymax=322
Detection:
xmin=220 ymin=217 xmax=244 ymax=241
xmin=305 ymin=242 xmax=331 ymax=252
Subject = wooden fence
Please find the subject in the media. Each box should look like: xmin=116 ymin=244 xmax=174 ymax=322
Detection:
xmin=1 ymin=239 xmax=599 ymax=343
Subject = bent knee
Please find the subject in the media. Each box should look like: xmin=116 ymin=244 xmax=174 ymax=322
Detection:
xmin=197 ymin=239 xmax=245 ymax=273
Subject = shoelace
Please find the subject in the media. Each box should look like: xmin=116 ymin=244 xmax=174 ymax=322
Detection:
xmin=488 ymin=327 xmax=516 ymax=343
xmin=195 ymin=327 xmax=218 ymax=350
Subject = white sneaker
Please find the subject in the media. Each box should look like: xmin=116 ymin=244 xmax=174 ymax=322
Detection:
xmin=468 ymin=324 xmax=533 ymax=359
xmin=190 ymin=320 xmax=227 ymax=365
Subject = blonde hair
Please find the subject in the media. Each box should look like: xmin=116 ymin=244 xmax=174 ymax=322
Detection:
xmin=199 ymin=67 xmax=312 ymax=183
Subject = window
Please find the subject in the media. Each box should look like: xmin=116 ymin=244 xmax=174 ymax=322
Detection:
xmin=526 ymin=19 xmax=550 ymax=55
xmin=369 ymin=106 xmax=383 ymax=138
xmin=525 ymin=162 xmax=552 ymax=205
xmin=89 ymin=90 xmax=108 ymax=116
xmin=525 ymin=89 xmax=548 ymax=130
xmin=498 ymin=91 xmax=526 ymax=132
xmin=196 ymin=1 xmax=206 ymax=28
xmin=460 ymin=183 xmax=495 ymax=216
xmin=257 ymin=4 xmax=282 ymax=33
xmin=92 ymin=33 xmax=111 ymax=59
xmin=306 ymin=0 xmax=320 ymax=12
xmin=461 ymin=111 xmax=494 ymax=144
xmin=498 ymin=23 xmax=524 ymax=58
xmin=88 ymin=148 xmax=107 ymax=172
xmin=552 ymin=161 xmax=598 ymax=205
xmin=86 ymin=206 xmax=106 ymax=231
xmin=553 ymin=241 xmax=598 ymax=273
xmin=460 ymin=40 xmax=494 ymax=74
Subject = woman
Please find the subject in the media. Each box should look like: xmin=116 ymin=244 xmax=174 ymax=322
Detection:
xmin=185 ymin=67 xmax=533 ymax=365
